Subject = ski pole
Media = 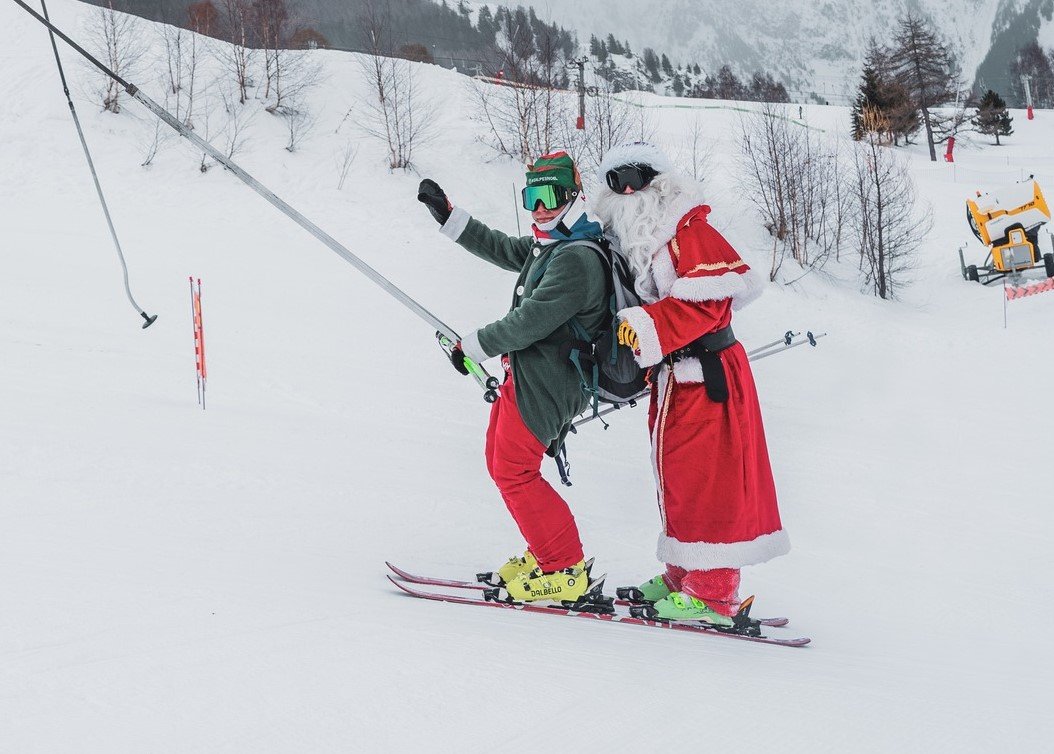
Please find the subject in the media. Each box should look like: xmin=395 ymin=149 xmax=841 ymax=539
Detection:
xmin=571 ymin=331 xmax=828 ymax=429
xmin=38 ymin=0 xmax=156 ymax=329
xmin=747 ymin=330 xmax=797 ymax=358
xmin=437 ymin=333 xmax=499 ymax=403
xmin=13 ymin=0 xmax=499 ymax=399
xmin=748 ymin=331 xmax=826 ymax=362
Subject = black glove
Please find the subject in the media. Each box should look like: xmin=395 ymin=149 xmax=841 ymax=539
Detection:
xmin=418 ymin=179 xmax=452 ymax=225
xmin=449 ymin=341 xmax=470 ymax=375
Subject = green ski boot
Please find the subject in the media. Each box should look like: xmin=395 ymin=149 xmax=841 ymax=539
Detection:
xmin=616 ymin=574 xmax=672 ymax=604
xmin=649 ymin=591 xmax=735 ymax=627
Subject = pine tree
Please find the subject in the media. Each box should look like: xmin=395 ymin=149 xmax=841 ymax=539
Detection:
xmin=661 ymin=53 xmax=674 ymax=77
xmin=715 ymin=65 xmax=743 ymax=100
xmin=672 ymin=73 xmax=685 ymax=97
xmin=971 ymin=89 xmax=1014 ymax=145
xmin=851 ymin=64 xmax=886 ymax=139
xmin=642 ymin=47 xmax=662 ymax=83
xmin=476 ymin=6 xmax=496 ymax=44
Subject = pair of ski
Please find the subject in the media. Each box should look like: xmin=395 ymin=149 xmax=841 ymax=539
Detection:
xmin=386 ymin=562 xmax=810 ymax=647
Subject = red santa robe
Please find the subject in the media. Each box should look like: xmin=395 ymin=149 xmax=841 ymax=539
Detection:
xmin=617 ymin=205 xmax=789 ymax=576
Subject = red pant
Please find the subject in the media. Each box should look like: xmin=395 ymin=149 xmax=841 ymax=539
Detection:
xmin=484 ymin=375 xmax=583 ymax=572
xmin=663 ymin=565 xmax=741 ymax=617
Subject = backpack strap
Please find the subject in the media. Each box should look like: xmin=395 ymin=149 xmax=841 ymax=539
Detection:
xmin=529 ymin=240 xmax=611 ymax=421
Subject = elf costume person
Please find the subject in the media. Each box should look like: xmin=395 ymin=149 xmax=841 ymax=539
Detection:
xmin=417 ymin=152 xmax=609 ymax=604
xmin=592 ymin=142 xmax=790 ymax=626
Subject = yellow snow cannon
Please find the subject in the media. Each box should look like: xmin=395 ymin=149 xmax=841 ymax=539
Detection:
xmin=961 ymin=178 xmax=1054 ymax=284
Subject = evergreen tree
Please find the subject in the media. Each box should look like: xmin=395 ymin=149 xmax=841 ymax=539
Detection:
xmin=715 ymin=65 xmax=744 ymax=99
xmin=642 ymin=47 xmax=662 ymax=83
xmin=972 ymin=89 xmax=1014 ymax=145
xmin=661 ymin=53 xmax=674 ymax=77
xmin=476 ymin=5 xmax=496 ymax=44
xmin=747 ymin=71 xmax=789 ymax=103
xmin=590 ymin=33 xmax=602 ymax=58
xmin=851 ymin=64 xmax=886 ymax=139
xmin=672 ymin=73 xmax=685 ymax=97
xmin=605 ymin=33 xmax=623 ymax=55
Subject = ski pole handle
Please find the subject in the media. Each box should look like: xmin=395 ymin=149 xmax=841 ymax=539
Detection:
xmin=437 ymin=333 xmax=499 ymax=402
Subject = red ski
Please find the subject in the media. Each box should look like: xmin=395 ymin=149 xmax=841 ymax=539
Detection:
xmin=387 ymin=575 xmax=809 ymax=647
xmin=385 ymin=562 xmax=790 ymax=628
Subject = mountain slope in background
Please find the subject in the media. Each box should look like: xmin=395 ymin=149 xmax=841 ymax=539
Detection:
xmin=481 ymin=0 xmax=1043 ymax=101
xmin=86 ymin=0 xmax=1054 ymax=101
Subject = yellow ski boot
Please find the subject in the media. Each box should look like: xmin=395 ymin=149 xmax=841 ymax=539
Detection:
xmin=477 ymin=551 xmax=538 ymax=587
xmin=503 ymin=560 xmax=592 ymax=604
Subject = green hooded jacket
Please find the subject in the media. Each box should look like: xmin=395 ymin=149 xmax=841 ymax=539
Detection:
xmin=441 ymin=208 xmax=608 ymax=453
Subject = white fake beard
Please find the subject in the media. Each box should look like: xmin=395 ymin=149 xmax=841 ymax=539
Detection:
xmin=592 ymin=172 xmax=704 ymax=303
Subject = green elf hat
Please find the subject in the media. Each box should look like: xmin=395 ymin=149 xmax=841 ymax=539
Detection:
xmin=525 ymin=151 xmax=582 ymax=190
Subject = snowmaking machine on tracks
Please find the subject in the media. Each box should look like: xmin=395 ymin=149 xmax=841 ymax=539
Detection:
xmin=960 ymin=177 xmax=1054 ymax=285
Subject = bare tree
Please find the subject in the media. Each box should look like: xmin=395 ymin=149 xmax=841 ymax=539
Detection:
xmin=253 ymin=0 xmax=324 ymax=114
xmin=738 ymin=104 xmax=847 ymax=280
xmin=678 ymin=111 xmax=715 ymax=185
xmin=847 ymin=108 xmax=930 ymax=299
xmin=140 ymin=110 xmax=166 ymax=167
xmin=219 ymin=84 xmax=253 ymax=159
xmin=191 ymin=82 xmax=252 ymax=171
xmin=284 ymin=106 xmax=317 ymax=152
xmin=335 ymin=138 xmax=359 ymax=190
xmin=158 ymin=22 xmax=200 ymax=127
xmin=87 ymin=3 xmax=147 ymax=113
xmin=578 ymin=72 xmax=635 ymax=170
xmin=357 ymin=0 xmax=436 ymax=170
xmin=196 ymin=81 xmax=216 ymax=171
xmin=215 ymin=0 xmax=256 ymax=104
xmin=469 ymin=10 xmax=575 ymax=162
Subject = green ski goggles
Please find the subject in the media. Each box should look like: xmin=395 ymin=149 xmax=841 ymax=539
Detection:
xmin=521 ymin=183 xmax=576 ymax=211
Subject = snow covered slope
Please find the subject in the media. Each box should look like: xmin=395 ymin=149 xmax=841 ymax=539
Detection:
xmin=502 ymin=0 xmax=1006 ymax=101
xmin=2 ymin=1 xmax=1053 ymax=752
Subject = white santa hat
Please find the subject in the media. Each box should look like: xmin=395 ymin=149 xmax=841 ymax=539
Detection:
xmin=598 ymin=142 xmax=675 ymax=177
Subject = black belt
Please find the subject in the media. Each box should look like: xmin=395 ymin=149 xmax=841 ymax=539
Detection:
xmin=667 ymin=325 xmax=737 ymax=402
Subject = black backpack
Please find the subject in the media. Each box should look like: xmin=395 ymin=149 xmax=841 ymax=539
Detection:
xmin=554 ymin=240 xmax=648 ymax=415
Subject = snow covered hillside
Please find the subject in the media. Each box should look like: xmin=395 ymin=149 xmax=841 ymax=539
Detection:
xmin=493 ymin=0 xmax=1008 ymax=102
xmin=2 ymin=1 xmax=1053 ymax=752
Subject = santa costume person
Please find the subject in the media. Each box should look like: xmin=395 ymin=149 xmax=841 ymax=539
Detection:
xmin=591 ymin=142 xmax=790 ymax=626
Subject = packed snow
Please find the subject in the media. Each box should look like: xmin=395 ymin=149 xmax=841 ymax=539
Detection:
xmin=1 ymin=1 xmax=1052 ymax=752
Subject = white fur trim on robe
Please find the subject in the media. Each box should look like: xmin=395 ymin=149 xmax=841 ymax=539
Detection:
xmin=671 ymin=357 xmax=704 ymax=383
xmin=459 ymin=329 xmax=489 ymax=363
xmin=649 ymin=245 xmax=679 ymax=300
xmin=657 ymin=528 xmax=791 ymax=570
xmin=670 ymin=267 xmax=765 ymax=310
xmin=649 ymin=193 xmax=707 ymax=254
xmin=616 ymin=306 xmax=663 ymax=368
xmin=440 ymin=206 xmax=471 ymax=242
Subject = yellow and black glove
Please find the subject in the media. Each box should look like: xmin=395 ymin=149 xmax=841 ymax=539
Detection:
xmin=617 ymin=321 xmax=639 ymax=350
